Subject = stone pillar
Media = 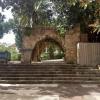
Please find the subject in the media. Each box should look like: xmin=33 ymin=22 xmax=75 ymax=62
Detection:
xmin=65 ymin=26 xmax=80 ymax=64
xmin=21 ymin=49 xmax=33 ymax=64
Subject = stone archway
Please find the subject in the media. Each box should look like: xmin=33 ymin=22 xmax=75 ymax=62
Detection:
xmin=21 ymin=26 xmax=80 ymax=64
xmin=31 ymin=36 xmax=65 ymax=62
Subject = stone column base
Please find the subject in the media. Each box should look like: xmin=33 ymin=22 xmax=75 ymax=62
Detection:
xmin=21 ymin=49 xmax=33 ymax=64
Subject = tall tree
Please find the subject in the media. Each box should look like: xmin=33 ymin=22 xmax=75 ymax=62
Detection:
xmin=3 ymin=0 xmax=55 ymax=27
xmin=0 ymin=0 xmax=5 ymax=38
xmin=1 ymin=0 xmax=100 ymax=44
xmin=51 ymin=0 xmax=100 ymax=33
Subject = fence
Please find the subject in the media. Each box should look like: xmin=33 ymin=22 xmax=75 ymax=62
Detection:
xmin=77 ymin=43 xmax=100 ymax=66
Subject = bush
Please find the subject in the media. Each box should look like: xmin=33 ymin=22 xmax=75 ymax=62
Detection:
xmin=54 ymin=52 xmax=64 ymax=59
xmin=0 ymin=44 xmax=21 ymax=61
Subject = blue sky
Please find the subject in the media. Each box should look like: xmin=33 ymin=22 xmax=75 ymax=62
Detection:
xmin=0 ymin=9 xmax=15 ymax=45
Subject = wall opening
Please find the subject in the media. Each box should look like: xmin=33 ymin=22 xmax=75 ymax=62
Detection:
xmin=31 ymin=37 xmax=65 ymax=63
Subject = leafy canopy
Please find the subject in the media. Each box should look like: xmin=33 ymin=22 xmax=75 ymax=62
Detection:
xmin=1 ymin=0 xmax=100 ymax=39
xmin=2 ymin=0 xmax=100 ymax=32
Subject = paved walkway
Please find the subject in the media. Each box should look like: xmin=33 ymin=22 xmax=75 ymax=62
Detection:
xmin=0 ymin=84 xmax=100 ymax=100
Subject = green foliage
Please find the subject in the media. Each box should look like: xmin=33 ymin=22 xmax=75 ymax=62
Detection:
xmin=41 ymin=52 xmax=49 ymax=60
xmin=15 ymin=31 xmax=22 ymax=49
xmin=23 ymin=27 xmax=32 ymax=36
xmin=2 ymin=0 xmax=58 ymax=47
xmin=51 ymin=0 xmax=100 ymax=34
xmin=6 ymin=17 xmax=23 ymax=49
xmin=41 ymin=49 xmax=64 ymax=60
xmin=0 ymin=13 xmax=5 ymax=38
xmin=54 ymin=51 xmax=64 ymax=59
xmin=0 ymin=0 xmax=15 ymax=38
xmin=56 ymin=25 xmax=67 ymax=37
xmin=40 ymin=43 xmax=64 ymax=60
xmin=93 ymin=24 xmax=100 ymax=34
xmin=0 ymin=15 xmax=15 ymax=38
xmin=0 ymin=45 xmax=21 ymax=61
xmin=1 ymin=0 xmax=99 ymax=40
xmin=3 ymin=0 xmax=55 ymax=27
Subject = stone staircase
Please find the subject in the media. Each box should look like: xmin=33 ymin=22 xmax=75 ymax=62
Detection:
xmin=0 ymin=63 xmax=100 ymax=84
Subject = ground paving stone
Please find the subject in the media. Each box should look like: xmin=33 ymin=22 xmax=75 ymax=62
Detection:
xmin=0 ymin=84 xmax=99 ymax=100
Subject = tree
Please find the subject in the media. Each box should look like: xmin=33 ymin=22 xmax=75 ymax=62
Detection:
xmin=0 ymin=13 xmax=4 ymax=38
xmin=0 ymin=0 xmax=5 ymax=38
xmin=51 ymin=0 xmax=100 ymax=36
xmin=2 ymin=0 xmax=100 ymax=30
xmin=0 ymin=44 xmax=21 ymax=61
xmin=1 ymin=0 xmax=57 ymax=49
xmin=54 ymin=1 xmax=99 ymax=24
xmin=3 ymin=0 xmax=55 ymax=27
xmin=0 ymin=0 xmax=15 ymax=38
xmin=2 ymin=0 xmax=100 ymax=42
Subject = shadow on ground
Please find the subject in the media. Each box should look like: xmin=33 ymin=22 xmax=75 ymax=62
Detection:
xmin=0 ymin=84 xmax=100 ymax=100
xmin=37 ymin=84 xmax=100 ymax=98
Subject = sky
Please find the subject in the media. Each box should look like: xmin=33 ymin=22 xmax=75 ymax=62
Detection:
xmin=0 ymin=8 xmax=15 ymax=45
xmin=0 ymin=31 xmax=15 ymax=46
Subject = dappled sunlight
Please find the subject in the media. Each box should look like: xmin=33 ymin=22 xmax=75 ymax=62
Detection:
xmin=35 ymin=95 xmax=59 ymax=100
xmin=0 ymin=84 xmax=17 ymax=87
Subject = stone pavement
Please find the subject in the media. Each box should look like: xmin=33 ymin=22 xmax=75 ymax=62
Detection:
xmin=0 ymin=84 xmax=100 ymax=100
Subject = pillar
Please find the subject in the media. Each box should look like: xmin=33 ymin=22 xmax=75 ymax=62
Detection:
xmin=65 ymin=25 xmax=80 ymax=64
xmin=21 ymin=49 xmax=33 ymax=64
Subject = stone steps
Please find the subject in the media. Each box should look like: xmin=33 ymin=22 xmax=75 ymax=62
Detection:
xmin=0 ymin=80 xmax=100 ymax=84
xmin=0 ymin=74 xmax=100 ymax=77
xmin=0 ymin=76 xmax=100 ymax=80
xmin=0 ymin=63 xmax=99 ymax=84
xmin=0 ymin=71 xmax=100 ymax=75
xmin=7 ymin=67 xmax=95 ymax=69
xmin=0 ymin=63 xmax=95 ymax=67
xmin=0 ymin=69 xmax=99 ymax=72
xmin=0 ymin=70 xmax=100 ymax=74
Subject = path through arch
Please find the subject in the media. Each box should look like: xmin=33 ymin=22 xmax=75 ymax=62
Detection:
xmin=31 ymin=37 xmax=65 ymax=63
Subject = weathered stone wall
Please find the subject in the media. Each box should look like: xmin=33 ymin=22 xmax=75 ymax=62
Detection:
xmin=21 ymin=26 xmax=81 ymax=64
xmin=80 ymin=34 xmax=88 ymax=42
xmin=65 ymin=26 xmax=80 ymax=63
xmin=21 ymin=49 xmax=32 ymax=63
xmin=22 ymin=27 xmax=64 ymax=48
xmin=31 ymin=42 xmax=47 ymax=62
xmin=21 ymin=27 xmax=65 ymax=63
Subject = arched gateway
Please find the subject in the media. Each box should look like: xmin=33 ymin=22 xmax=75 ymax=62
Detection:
xmin=21 ymin=26 xmax=80 ymax=64
xmin=31 ymin=37 xmax=65 ymax=62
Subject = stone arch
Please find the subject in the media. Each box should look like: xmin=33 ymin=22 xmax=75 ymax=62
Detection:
xmin=21 ymin=27 xmax=65 ymax=63
xmin=21 ymin=26 xmax=80 ymax=64
xmin=31 ymin=36 xmax=65 ymax=62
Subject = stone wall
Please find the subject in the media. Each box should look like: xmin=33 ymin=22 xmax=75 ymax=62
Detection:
xmin=21 ymin=27 xmax=65 ymax=63
xmin=21 ymin=26 xmax=81 ymax=64
xmin=65 ymin=26 xmax=80 ymax=63
xmin=80 ymin=34 xmax=88 ymax=42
